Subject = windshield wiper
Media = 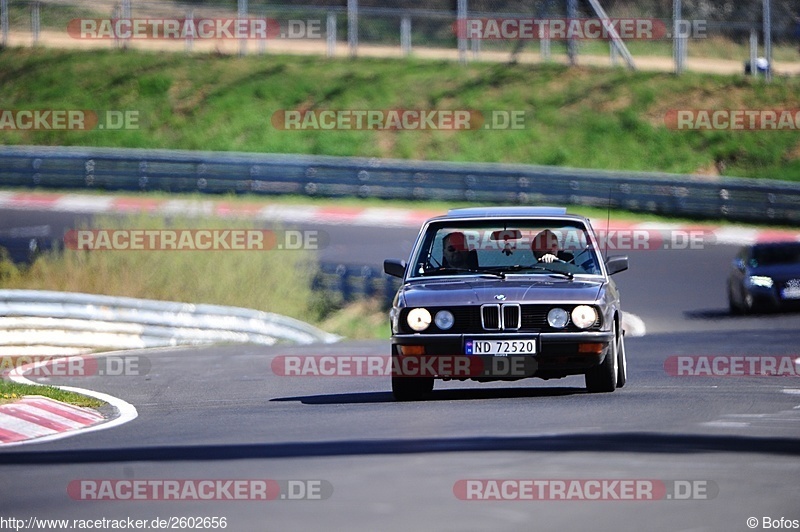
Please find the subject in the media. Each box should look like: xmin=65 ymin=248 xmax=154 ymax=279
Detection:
xmin=428 ymin=266 xmax=505 ymax=279
xmin=480 ymin=264 xmax=574 ymax=280
xmin=528 ymin=264 xmax=574 ymax=280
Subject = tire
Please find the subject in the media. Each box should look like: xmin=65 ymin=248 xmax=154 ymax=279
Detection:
xmin=585 ymin=323 xmax=618 ymax=393
xmin=744 ymin=293 xmax=756 ymax=314
xmin=392 ymin=376 xmax=433 ymax=401
xmin=728 ymin=283 xmax=742 ymax=315
xmin=616 ymin=331 xmax=627 ymax=388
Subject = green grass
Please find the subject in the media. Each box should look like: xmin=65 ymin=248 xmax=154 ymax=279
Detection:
xmin=0 ymin=213 xmax=317 ymax=321
xmin=0 ymin=380 xmax=105 ymax=408
xmin=0 ymin=48 xmax=798 ymax=180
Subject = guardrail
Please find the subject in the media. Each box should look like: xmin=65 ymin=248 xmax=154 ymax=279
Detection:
xmin=0 ymin=289 xmax=340 ymax=352
xmin=1 ymin=145 xmax=799 ymax=225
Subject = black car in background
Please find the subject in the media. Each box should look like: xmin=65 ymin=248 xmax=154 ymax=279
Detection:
xmin=384 ymin=207 xmax=629 ymax=401
xmin=728 ymin=241 xmax=800 ymax=314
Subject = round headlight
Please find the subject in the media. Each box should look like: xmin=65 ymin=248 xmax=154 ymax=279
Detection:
xmin=434 ymin=310 xmax=455 ymax=330
xmin=407 ymin=308 xmax=432 ymax=332
xmin=547 ymin=308 xmax=569 ymax=329
xmin=571 ymin=305 xmax=597 ymax=329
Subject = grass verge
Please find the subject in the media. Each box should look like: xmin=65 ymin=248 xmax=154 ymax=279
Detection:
xmin=0 ymin=380 xmax=105 ymax=408
xmin=0 ymin=213 xmax=316 ymax=319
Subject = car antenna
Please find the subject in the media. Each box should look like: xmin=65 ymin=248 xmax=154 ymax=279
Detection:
xmin=603 ymin=187 xmax=612 ymax=262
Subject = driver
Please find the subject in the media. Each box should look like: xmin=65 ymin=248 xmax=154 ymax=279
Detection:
xmin=531 ymin=229 xmax=573 ymax=264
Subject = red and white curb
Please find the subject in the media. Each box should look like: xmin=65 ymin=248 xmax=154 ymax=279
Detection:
xmin=0 ymin=395 xmax=103 ymax=445
xmin=1 ymin=190 xmax=799 ymax=245
xmin=1 ymin=355 xmax=139 ymax=447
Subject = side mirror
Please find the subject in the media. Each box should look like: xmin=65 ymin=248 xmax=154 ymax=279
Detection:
xmin=384 ymin=259 xmax=406 ymax=278
xmin=733 ymin=258 xmax=745 ymax=272
xmin=605 ymin=255 xmax=629 ymax=276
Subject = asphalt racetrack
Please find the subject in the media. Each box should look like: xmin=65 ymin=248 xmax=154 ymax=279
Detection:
xmin=1 ymin=207 xmax=799 ymax=532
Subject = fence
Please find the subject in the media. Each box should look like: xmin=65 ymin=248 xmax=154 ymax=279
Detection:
xmin=1 ymin=0 xmax=798 ymax=75
xmin=313 ymin=261 xmax=401 ymax=308
xmin=1 ymin=145 xmax=799 ymax=225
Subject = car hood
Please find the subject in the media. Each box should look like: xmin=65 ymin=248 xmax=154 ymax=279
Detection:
xmin=399 ymin=277 xmax=604 ymax=307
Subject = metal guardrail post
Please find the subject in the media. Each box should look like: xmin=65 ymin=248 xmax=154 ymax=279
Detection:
xmin=258 ymin=8 xmax=266 ymax=54
xmin=347 ymin=0 xmax=357 ymax=58
xmin=401 ymin=15 xmax=411 ymax=57
xmin=121 ymin=0 xmax=130 ymax=51
xmin=327 ymin=12 xmax=336 ymax=57
xmin=186 ymin=10 xmax=194 ymax=53
xmin=749 ymin=28 xmax=758 ymax=78
xmin=566 ymin=0 xmax=577 ymax=66
xmin=763 ymin=0 xmax=772 ymax=82
xmin=31 ymin=1 xmax=40 ymax=46
xmin=540 ymin=24 xmax=550 ymax=61
xmin=457 ymin=0 xmax=467 ymax=65
xmin=238 ymin=0 xmax=248 ymax=56
xmin=1 ymin=0 xmax=8 ymax=48
xmin=673 ymin=0 xmax=683 ymax=75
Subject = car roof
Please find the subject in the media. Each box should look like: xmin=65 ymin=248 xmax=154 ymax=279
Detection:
xmin=749 ymin=241 xmax=800 ymax=249
xmin=431 ymin=206 xmax=588 ymax=223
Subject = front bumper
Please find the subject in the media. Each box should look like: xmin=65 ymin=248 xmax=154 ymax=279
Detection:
xmin=391 ymin=331 xmax=614 ymax=380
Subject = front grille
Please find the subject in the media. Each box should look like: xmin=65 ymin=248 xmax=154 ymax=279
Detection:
xmin=503 ymin=304 xmax=521 ymax=330
xmin=481 ymin=305 xmax=500 ymax=330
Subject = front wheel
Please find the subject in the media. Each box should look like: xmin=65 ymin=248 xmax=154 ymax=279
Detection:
xmin=585 ymin=323 xmax=619 ymax=393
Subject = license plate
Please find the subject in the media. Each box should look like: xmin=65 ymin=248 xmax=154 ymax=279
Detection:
xmin=465 ymin=339 xmax=537 ymax=356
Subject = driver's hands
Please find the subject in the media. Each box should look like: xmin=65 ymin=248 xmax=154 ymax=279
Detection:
xmin=539 ymin=253 xmax=558 ymax=263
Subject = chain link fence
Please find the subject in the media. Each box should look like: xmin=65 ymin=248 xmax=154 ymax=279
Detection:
xmin=2 ymin=0 xmax=798 ymax=74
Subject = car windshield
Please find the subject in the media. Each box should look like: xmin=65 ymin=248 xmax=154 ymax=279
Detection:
xmin=409 ymin=219 xmax=603 ymax=278
xmin=751 ymin=243 xmax=800 ymax=266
